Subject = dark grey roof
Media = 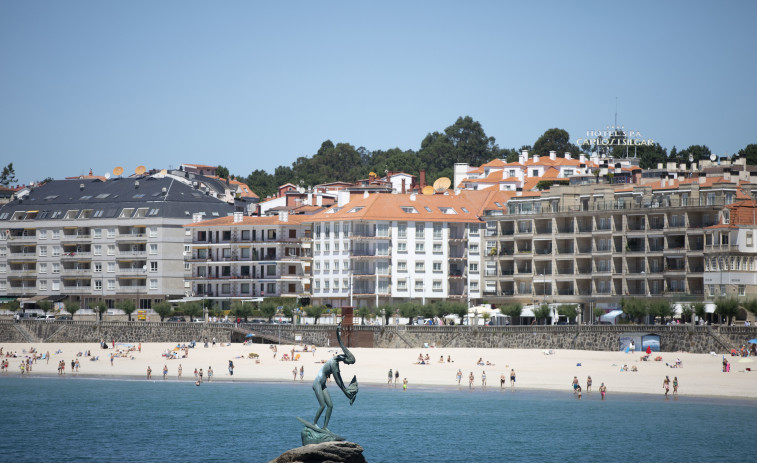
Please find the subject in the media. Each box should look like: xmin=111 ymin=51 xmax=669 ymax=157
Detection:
xmin=0 ymin=177 xmax=235 ymax=222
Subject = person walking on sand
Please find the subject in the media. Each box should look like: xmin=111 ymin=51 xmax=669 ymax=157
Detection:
xmin=194 ymin=368 xmax=198 ymax=379
xmin=199 ymin=369 xmax=203 ymax=383
xmin=510 ymin=369 xmax=516 ymax=387
xmin=228 ymin=360 xmax=234 ymax=376
xmin=300 ymin=365 xmax=304 ymax=381
xmin=572 ymin=376 xmax=579 ymax=393
xmin=388 ymin=368 xmax=393 ymax=385
xmin=482 ymin=371 xmax=487 ymax=388
xmin=163 ymin=365 xmax=168 ymax=380
xmin=147 ymin=366 xmax=152 ymax=380
xmin=500 ymin=372 xmax=506 ymax=388
xmin=456 ymin=369 xmax=462 ymax=385
xmin=394 ymin=369 xmax=399 ymax=385
xmin=46 ymin=351 xmax=50 ymax=365
xmin=138 ymin=342 xmax=141 ymax=353
xmin=403 ymin=377 xmax=408 ymax=391
xmin=673 ymin=376 xmax=679 ymax=396
xmin=208 ymin=366 xmax=213 ymax=382
xmin=587 ymin=376 xmax=592 ymax=392
xmin=293 ymin=366 xmax=298 ymax=381
xmin=663 ymin=375 xmax=671 ymax=398
xmin=599 ymin=383 xmax=607 ymax=400
xmin=469 ymin=371 xmax=474 ymax=389
xmin=178 ymin=364 xmax=183 ymax=379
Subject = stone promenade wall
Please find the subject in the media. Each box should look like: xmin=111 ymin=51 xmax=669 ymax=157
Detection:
xmin=2 ymin=321 xmax=756 ymax=354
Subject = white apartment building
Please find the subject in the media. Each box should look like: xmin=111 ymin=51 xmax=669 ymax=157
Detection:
xmin=308 ymin=191 xmax=485 ymax=308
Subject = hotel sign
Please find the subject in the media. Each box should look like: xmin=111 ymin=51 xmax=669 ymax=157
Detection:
xmin=576 ymin=126 xmax=655 ymax=147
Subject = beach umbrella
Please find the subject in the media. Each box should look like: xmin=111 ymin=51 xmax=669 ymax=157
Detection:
xmin=748 ymin=339 xmax=757 ymax=344
xmin=245 ymin=333 xmax=255 ymax=338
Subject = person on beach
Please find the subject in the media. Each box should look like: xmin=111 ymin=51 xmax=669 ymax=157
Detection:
xmin=403 ymin=378 xmax=408 ymax=391
xmin=138 ymin=343 xmax=141 ymax=353
xmin=673 ymin=376 xmax=679 ymax=396
xmin=199 ymin=369 xmax=203 ymax=382
xmin=469 ymin=372 xmax=474 ymax=389
xmin=228 ymin=360 xmax=234 ymax=376
xmin=482 ymin=371 xmax=487 ymax=388
xmin=212 ymin=337 xmax=216 ymax=347
xmin=395 ymin=370 xmax=399 ymax=384
xmin=510 ymin=369 xmax=516 ymax=387
xmin=110 ymin=353 xmax=114 ymax=367
xmin=586 ymin=376 xmax=592 ymax=392
xmin=500 ymin=372 xmax=506 ymax=388
xmin=388 ymin=369 xmax=393 ymax=385
xmin=663 ymin=375 xmax=670 ymax=398
xmin=46 ymin=351 xmax=50 ymax=365
xmin=71 ymin=360 xmax=75 ymax=373
xmin=163 ymin=365 xmax=168 ymax=379
xmin=300 ymin=365 xmax=304 ymax=381
xmin=456 ymin=369 xmax=462 ymax=385
xmin=147 ymin=366 xmax=152 ymax=380
xmin=599 ymin=383 xmax=607 ymax=400
xmin=208 ymin=366 xmax=213 ymax=382
xmin=572 ymin=376 xmax=579 ymax=392
xmin=178 ymin=364 xmax=182 ymax=379
xmin=293 ymin=366 xmax=298 ymax=381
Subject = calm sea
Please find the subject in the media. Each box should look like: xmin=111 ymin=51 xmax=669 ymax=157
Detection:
xmin=1 ymin=376 xmax=754 ymax=462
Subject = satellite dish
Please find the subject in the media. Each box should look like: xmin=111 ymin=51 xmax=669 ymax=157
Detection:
xmin=135 ymin=165 xmax=146 ymax=175
xmin=159 ymin=169 xmax=167 ymax=176
xmin=422 ymin=185 xmax=435 ymax=196
xmin=113 ymin=166 xmax=124 ymax=176
xmin=433 ymin=177 xmax=451 ymax=193
xmin=709 ymin=153 xmax=717 ymax=162
xmin=104 ymin=172 xmax=111 ymax=180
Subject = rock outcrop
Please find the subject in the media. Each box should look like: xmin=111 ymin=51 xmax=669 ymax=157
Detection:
xmin=268 ymin=441 xmax=366 ymax=463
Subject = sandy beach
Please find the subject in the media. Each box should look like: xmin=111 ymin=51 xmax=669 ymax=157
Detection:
xmin=2 ymin=341 xmax=755 ymax=400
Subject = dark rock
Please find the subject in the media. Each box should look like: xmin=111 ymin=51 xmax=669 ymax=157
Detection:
xmin=268 ymin=441 xmax=366 ymax=463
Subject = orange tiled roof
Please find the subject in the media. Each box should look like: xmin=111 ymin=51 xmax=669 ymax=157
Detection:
xmin=727 ymin=199 xmax=757 ymax=226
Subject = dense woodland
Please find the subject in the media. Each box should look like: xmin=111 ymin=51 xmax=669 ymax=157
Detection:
xmin=223 ymin=117 xmax=757 ymax=199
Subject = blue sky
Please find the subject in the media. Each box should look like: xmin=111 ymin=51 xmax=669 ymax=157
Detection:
xmin=1 ymin=1 xmax=756 ymax=185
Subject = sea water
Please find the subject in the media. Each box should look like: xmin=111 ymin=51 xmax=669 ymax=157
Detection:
xmin=0 ymin=376 xmax=754 ymax=462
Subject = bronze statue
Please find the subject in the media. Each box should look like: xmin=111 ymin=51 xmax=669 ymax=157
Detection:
xmin=298 ymin=323 xmax=358 ymax=445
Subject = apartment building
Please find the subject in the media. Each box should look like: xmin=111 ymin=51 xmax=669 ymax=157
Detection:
xmin=0 ymin=177 xmax=234 ymax=310
xmin=184 ymin=211 xmax=312 ymax=305
xmin=479 ymin=173 xmax=757 ymax=318
xmin=308 ymin=191 xmax=485 ymax=308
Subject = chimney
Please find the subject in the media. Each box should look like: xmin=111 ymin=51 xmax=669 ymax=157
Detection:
xmin=369 ymin=172 xmax=376 ymax=182
xmin=233 ymin=212 xmax=243 ymax=223
xmin=564 ymin=152 xmax=572 ymax=160
xmin=533 ymin=153 xmax=540 ymax=163
xmin=161 ymin=187 xmax=167 ymax=196
xmin=410 ymin=193 xmax=417 ymax=201
xmin=79 ymin=183 xmax=85 ymax=191
xmin=579 ymin=154 xmax=586 ymax=164
xmin=723 ymin=168 xmax=731 ymax=182
xmin=419 ymin=170 xmax=426 ymax=189
xmin=363 ymin=191 xmax=369 ymax=199
xmin=698 ymin=172 xmax=706 ymax=184
xmin=516 ymin=187 xmax=522 ymax=197
xmin=549 ymin=151 xmax=556 ymax=161
xmin=520 ymin=150 xmax=529 ymax=165
xmin=280 ymin=211 xmax=289 ymax=223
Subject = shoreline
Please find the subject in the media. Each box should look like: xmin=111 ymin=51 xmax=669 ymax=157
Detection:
xmin=3 ymin=342 xmax=755 ymax=401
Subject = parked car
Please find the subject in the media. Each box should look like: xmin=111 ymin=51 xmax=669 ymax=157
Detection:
xmin=192 ymin=318 xmax=204 ymax=323
xmin=56 ymin=315 xmax=73 ymax=321
xmin=42 ymin=314 xmax=56 ymax=321
xmin=166 ymin=316 xmax=186 ymax=323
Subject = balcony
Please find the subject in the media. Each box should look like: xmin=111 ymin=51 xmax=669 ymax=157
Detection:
xmin=60 ymin=252 xmax=92 ymax=259
xmin=704 ymin=244 xmax=738 ymax=252
xmin=116 ymin=233 xmax=147 ymax=242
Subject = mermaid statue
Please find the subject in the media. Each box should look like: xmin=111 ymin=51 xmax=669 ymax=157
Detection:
xmin=298 ymin=323 xmax=358 ymax=445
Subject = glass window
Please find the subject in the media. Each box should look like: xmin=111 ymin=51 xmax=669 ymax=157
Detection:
xmin=107 ymin=245 xmax=115 ymax=256
xmin=433 ymin=262 xmax=442 ymax=273
xmin=39 ymin=246 xmax=47 ymax=257
xmin=415 ymin=223 xmax=425 ymax=239
xmin=433 ymin=243 xmax=442 ymax=254
xmin=415 ymin=262 xmax=425 ymax=273
xmin=107 ymin=280 xmax=115 ymax=290
xmin=433 ymin=223 xmax=442 ymax=239
xmin=150 ymin=261 xmax=158 ymax=272
xmin=94 ymin=263 xmax=102 ymax=273
xmin=397 ymin=242 xmax=407 ymax=253
xmin=107 ymin=262 xmax=115 ymax=273
xmin=150 ymin=279 xmax=158 ymax=290
xmin=415 ymin=243 xmax=424 ymax=253
xmin=94 ymin=280 xmax=102 ymax=290
xmin=149 ymin=244 xmax=158 ymax=255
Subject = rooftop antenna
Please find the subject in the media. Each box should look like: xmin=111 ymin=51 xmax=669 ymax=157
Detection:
xmin=104 ymin=172 xmax=111 ymax=180
xmin=113 ymin=166 xmax=124 ymax=177
xmin=135 ymin=165 xmax=146 ymax=176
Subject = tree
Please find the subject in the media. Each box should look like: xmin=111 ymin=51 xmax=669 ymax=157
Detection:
xmin=621 ymin=298 xmax=647 ymax=324
xmin=116 ymin=300 xmax=137 ymax=321
xmin=592 ymin=307 xmax=604 ymax=323
xmin=533 ymin=304 xmax=551 ymax=325
xmin=182 ymin=302 xmax=203 ymax=320
xmin=357 ymin=306 xmax=372 ymax=325
xmin=216 ymin=165 xmax=230 ymax=179
xmin=680 ymin=304 xmax=694 ymax=324
xmin=481 ymin=312 xmax=491 ymax=324
xmin=304 ymin=305 xmax=324 ymax=324
xmin=557 ymin=304 xmax=578 ymax=324
xmin=0 ymin=163 xmax=16 ymax=186
xmin=377 ymin=305 xmax=394 ymax=325
xmin=693 ymin=302 xmax=706 ymax=322
xmin=715 ymin=298 xmax=739 ymax=325
xmin=500 ymin=303 xmax=523 ymax=325
xmin=532 ymin=128 xmax=580 ymax=156
xmin=636 ymin=143 xmax=668 ymax=169
xmin=398 ymin=302 xmax=420 ymax=324
xmin=744 ymin=299 xmax=757 ymax=318
xmin=649 ymin=300 xmax=673 ymax=324
xmin=3 ymin=300 xmax=21 ymax=315
xmin=675 ymin=145 xmax=711 ymax=166
xmin=447 ymin=302 xmax=468 ymax=323
xmin=63 ymin=299 xmax=79 ymax=317
xmin=260 ymin=300 xmax=278 ymax=322
xmin=281 ymin=305 xmax=294 ymax=323
xmin=737 ymin=144 xmax=757 ymax=165
xmin=153 ymin=302 xmax=173 ymax=322
xmin=37 ymin=300 xmax=53 ymax=316
xmin=91 ymin=302 xmax=108 ymax=321
xmin=231 ymin=301 xmax=253 ymax=322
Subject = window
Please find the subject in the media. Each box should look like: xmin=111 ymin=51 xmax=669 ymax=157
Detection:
xmin=414 ymin=280 xmax=423 ymax=291
xmin=433 ymin=243 xmax=442 ymax=254
xmin=433 ymin=280 xmax=442 ymax=292
xmin=415 ymin=262 xmax=425 ymax=273
xmin=748 ymin=232 xmax=754 ymax=247
xmin=184 ymin=262 xmax=191 ymax=271
xmin=469 ymin=244 xmax=479 ymax=254
xmin=333 ymin=279 xmax=339 ymax=290
xmin=398 ymin=222 xmax=407 ymax=238
xmin=334 ymin=242 xmax=339 ymax=252
xmin=324 ymin=261 xmax=330 ymax=272
xmin=150 ymin=279 xmax=158 ymax=290
xmin=343 ymin=278 xmax=349 ymax=290
xmin=107 ymin=245 xmax=115 ymax=256
xmin=0 ymin=281 xmax=5 ymax=291
xmin=93 ymin=229 xmax=101 ymax=238
xmin=149 ymin=227 xmax=158 ymax=238
xmin=334 ymin=260 xmax=339 ymax=271
xmin=468 ymin=223 xmax=478 ymax=235
xmin=94 ymin=263 xmax=102 ymax=273
xmin=324 ymin=280 xmax=330 ymax=291
xmin=315 ymin=243 xmax=321 ymax=253
xmin=397 ymin=279 xmax=407 ymax=291
xmin=52 ymin=280 xmax=60 ymax=291
xmin=39 ymin=230 xmax=48 ymax=240
xmin=315 ymin=262 xmax=321 ymax=272
xmin=315 ymin=280 xmax=320 ymax=291
xmin=397 ymin=261 xmax=407 ymax=273
xmin=107 ymin=228 xmax=116 ymax=238
xmin=150 ymin=262 xmax=158 ymax=273
xmin=93 ymin=245 xmax=102 ymax=256
xmin=415 ymin=223 xmax=425 ymax=239
xmin=107 ymin=280 xmax=115 ymax=290
xmin=0 ymin=248 xmax=5 ymax=257
xmin=397 ymin=242 xmax=407 ymax=253
xmin=94 ymin=280 xmax=102 ymax=291
xmin=470 ymin=281 xmax=479 ymax=291
xmin=469 ymin=263 xmax=479 ymax=273
xmin=401 ymin=206 xmax=419 ymax=214
xmin=415 ymin=243 xmax=424 ymax=253
xmin=52 ymin=230 xmax=60 ymax=239
xmin=532 ymin=169 xmax=539 ymax=177
xmin=38 ymin=263 xmax=47 ymax=274
xmin=343 ymin=260 xmax=349 ymax=271
xmin=39 ymin=280 xmax=47 ymax=291
xmin=266 ymin=264 xmax=276 ymax=276
xmin=107 ymin=262 xmax=115 ymax=273
xmin=377 ymin=223 xmax=389 ymax=237
xmin=564 ymin=169 xmax=574 ymax=176
xmin=39 ymin=246 xmax=47 ymax=257
xmin=324 ymin=242 xmax=330 ymax=252
xmin=738 ymin=285 xmax=746 ymax=296
xmin=720 ymin=285 xmax=726 ymax=297
xmin=433 ymin=223 xmax=442 ymax=239
xmin=0 ymin=264 xmax=5 ymax=274
xmin=433 ymin=262 xmax=442 ymax=273
xmin=52 ymin=263 xmax=60 ymax=274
